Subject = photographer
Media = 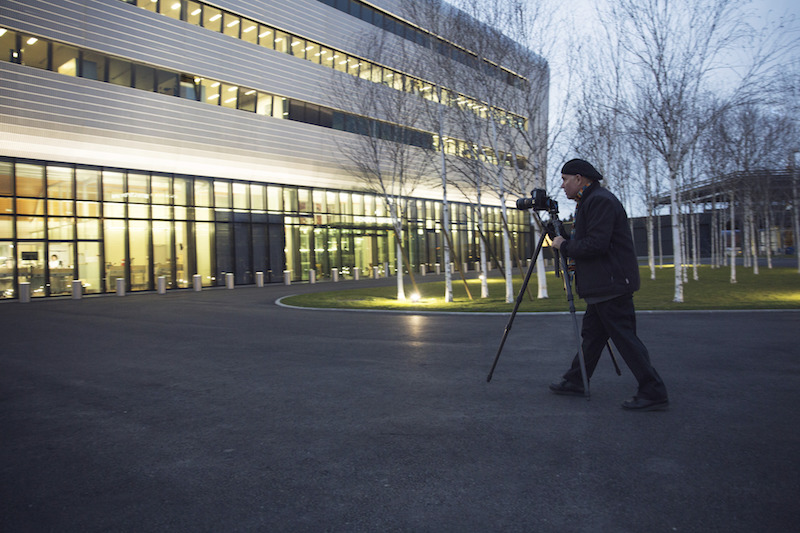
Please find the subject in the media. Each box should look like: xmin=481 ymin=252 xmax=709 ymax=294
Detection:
xmin=549 ymin=159 xmax=669 ymax=411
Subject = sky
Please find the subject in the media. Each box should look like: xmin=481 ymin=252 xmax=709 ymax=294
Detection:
xmin=540 ymin=0 xmax=799 ymax=205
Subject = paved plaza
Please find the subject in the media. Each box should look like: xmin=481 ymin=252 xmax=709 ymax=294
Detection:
xmin=1 ymin=279 xmax=798 ymax=532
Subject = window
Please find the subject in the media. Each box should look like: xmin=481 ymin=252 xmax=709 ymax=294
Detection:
xmin=232 ymin=182 xmax=248 ymax=210
xmin=258 ymin=25 xmax=273 ymax=48
xmin=200 ymin=78 xmax=220 ymax=104
xmin=319 ymin=47 xmax=334 ymax=68
xmin=194 ymin=179 xmax=211 ymax=207
xmin=223 ymin=13 xmax=240 ymax=38
xmin=16 ymin=163 xmax=45 ymax=198
xmin=255 ymin=93 xmax=273 ymax=116
xmin=241 ymin=19 xmax=257 ymax=44
xmin=186 ymin=1 xmax=202 ymax=25
xmin=151 ymin=175 xmax=171 ymax=205
xmin=76 ymin=168 xmax=100 ymax=200
xmin=274 ymin=31 xmax=288 ymax=53
xmin=108 ymin=58 xmax=132 ymax=87
xmin=80 ymin=50 xmax=106 ymax=81
xmin=220 ymin=84 xmax=238 ymax=109
xmin=0 ymin=28 xmax=18 ymax=63
xmin=160 ymin=0 xmax=182 ymax=20
xmin=214 ymin=181 xmax=230 ymax=209
xmin=203 ymin=6 xmax=222 ymax=32
xmin=239 ymin=88 xmax=257 ymax=112
xmin=21 ymin=35 xmax=48 ymax=69
xmin=0 ymin=161 xmax=12 ymax=196
xmin=306 ymin=42 xmax=321 ymax=64
xmin=347 ymin=56 xmax=360 ymax=76
xmin=136 ymin=0 xmax=157 ymax=13
xmin=47 ymin=166 xmax=73 ymax=199
xmin=289 ymin=36 xmax=305 ymax=58
xmin=156 ymin=69 xmax=178 ymax=96
xmin=103 ymin=170 xmax=125 ymax=203
xmin=333 ymin=53 xmax=347 ymax=73
xmin=134 ymin=64 xmax=155 ymax=91
xmin=180 ymin=74 xmax=199 ymax=100
xmin=53 ymin=44 xmax=78 ymax=76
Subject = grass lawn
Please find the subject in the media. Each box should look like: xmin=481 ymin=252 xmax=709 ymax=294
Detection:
xmin=280 ymin=265 xmax=800 ymax=312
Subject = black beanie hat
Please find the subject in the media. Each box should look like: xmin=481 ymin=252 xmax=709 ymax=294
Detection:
xmin=561 ymin=159 xmax=603 ymax=180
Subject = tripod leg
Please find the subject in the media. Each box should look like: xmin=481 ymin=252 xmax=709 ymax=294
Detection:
xmin=558 ymin=253 xmax=590 ymax=399
xmin=487 ymin=229 xmax=547 ymax=382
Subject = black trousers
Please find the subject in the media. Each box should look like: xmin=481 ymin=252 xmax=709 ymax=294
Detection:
xmin=563 ymin=293 xmax=668 ymax=400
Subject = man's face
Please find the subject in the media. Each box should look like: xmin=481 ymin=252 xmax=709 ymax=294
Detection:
xmin=561 ymin=173 xmax=584 ymax=200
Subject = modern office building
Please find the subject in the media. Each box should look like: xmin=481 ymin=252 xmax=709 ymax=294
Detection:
xmin=0 ymin=0 xmax=546 ymax=299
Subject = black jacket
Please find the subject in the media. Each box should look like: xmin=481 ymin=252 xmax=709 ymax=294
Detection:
xmin=559 ymin=182 xmax=640 ymax=299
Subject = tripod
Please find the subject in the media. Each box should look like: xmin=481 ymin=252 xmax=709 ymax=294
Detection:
xmin=486 ymin=208 xmax=619 ymax=398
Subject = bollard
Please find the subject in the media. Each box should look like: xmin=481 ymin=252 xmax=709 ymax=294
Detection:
xmin=19 ymin=281 xmax=31 ymax=303
xmin=332 ymin=267 xmax=339 ymax=282
xmin=309 ymin=269 xmax=316 ymax=284
xmin=71 ymin=279 xmax=83 ymax=300
xmin=463 ymin=262 xmax=468 ymax=274
xmin=226 ymin=272 xmax=234 ymax=289
xmin=256 ymin=271 xmax=264 ymax=287
xmin=384 ymin=262 xmax=389 ymax=277
xmin=450 ymin=262 xmax=454 ymax=274
xmin=420 ymin=264 xmax=426 ymax=276
xmin=475 ymin=261 xmax=481 ymax=272
xmin=157 ymin=276 xmax=167 ymax=294
xmin=116 ymin=278 xmax=125 ymax=296
xmin=435 ymin=263 xmax=441 ymax=275
xmin=373 ymin=266 xmax=379 ymax=279
xmin=193 ymin=274 xmax=202 ymax=291
xmin=354 ymin=267 xmax=360 ymax=281
xmin=283 ymin=270 xmax=291 ymax=285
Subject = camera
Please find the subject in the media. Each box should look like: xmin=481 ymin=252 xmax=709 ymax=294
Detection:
xmin=516 ymin=188 xmax=557 ymax=213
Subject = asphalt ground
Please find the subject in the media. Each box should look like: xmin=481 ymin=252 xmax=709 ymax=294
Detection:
xmin=1 ymin=278 xmax=799 ymax=532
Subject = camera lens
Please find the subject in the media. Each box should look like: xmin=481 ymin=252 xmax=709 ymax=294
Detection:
xmin=516 ymin=197 xmax=534 ymax=210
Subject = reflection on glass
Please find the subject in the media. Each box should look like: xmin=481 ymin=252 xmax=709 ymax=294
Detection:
xmin=48 ymin=242 xmax=74 ymax=296
xmin=78 ymin=241 xmax=101 ymax=294
xmin=129 ymin=220 xmax=150 ymax=290
xmin=153 ymin=220 xmax=173 ymax=287
xmin=17 ymin=242 xmax=46 ymax=296
xmin=0 ymin=242 xmax=15 ymax=298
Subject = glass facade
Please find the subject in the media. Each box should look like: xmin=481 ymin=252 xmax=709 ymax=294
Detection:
xmin=0 ymin=158 xmax=528 ymax=299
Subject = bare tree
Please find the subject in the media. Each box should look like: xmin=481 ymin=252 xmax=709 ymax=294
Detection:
xmin=329 ymin=32 xmax=433 ymax=300
xmin=594 ymin=0 xmax=791 ymax=301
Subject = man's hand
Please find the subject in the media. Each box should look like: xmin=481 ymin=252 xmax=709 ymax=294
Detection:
xmin=551 ymin=235 xmax=565 ymax=251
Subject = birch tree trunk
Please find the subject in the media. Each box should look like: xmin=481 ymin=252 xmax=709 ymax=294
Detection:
xmin=729 ymin=189 xmax=737 ymax=284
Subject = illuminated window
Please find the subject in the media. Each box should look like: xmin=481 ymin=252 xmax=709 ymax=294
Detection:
xmin=199 ymin=78 xmax=220 ymax=105
xmin=223 ymin=13 xmax=240 ymax=38
xmin=241 ymin=19 xmax=257 ymax=44
xmin=203 ymin=5 xmax=222 ymax=32
xmin=136 ymin=0 xmax=157 ymax=14
xmin=53 ymin=43 xmax=78 ymax=76
xmin=274 ymin=30 xmax=288 ymax=53
xmin=21 ymin=34 xmax=48 ymax=69
xmin=186 ymin=1 xmax=202 ymax=25
xmin=160 ymin=0 xmax=182 ymax=20
xmin=220 ymin=83 xmax=238 ymax=109
xmin=258 ymin=25 xmax=273 ymax=48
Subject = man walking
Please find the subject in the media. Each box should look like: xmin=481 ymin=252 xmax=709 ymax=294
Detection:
xmin=549 ymin=159 xmax=669 ymax=411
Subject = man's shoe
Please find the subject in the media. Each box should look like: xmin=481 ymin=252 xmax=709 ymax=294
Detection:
xmin=549 ymin=380 xmax=585 ymax=396
xmin=621 ymin=396 xmax=669 ymax=411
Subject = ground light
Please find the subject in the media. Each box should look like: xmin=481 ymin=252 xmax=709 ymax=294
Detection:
xmin=409 ymin=292 xmax=421 ymax=303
